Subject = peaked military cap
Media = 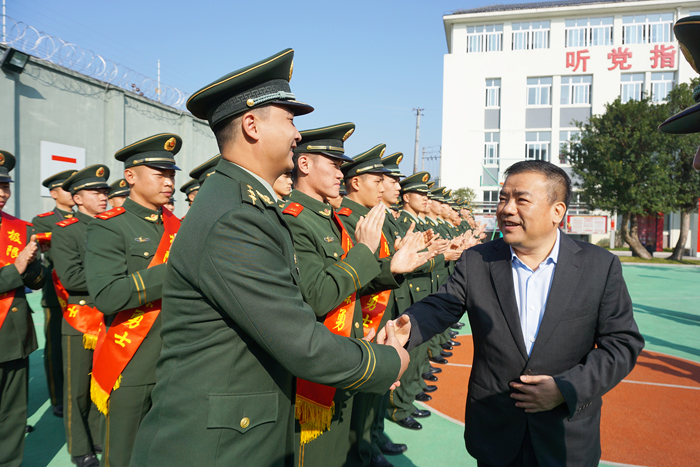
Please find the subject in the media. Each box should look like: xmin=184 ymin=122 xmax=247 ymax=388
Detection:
xmin=187 ymin=48 xmax=313 ymax=129
xmin=190 ymin=154 xmax=222 ymax=185
xmin=0 ymin=150 xmax=16 ymax=182
xmin=115 ymin=133 xmax=182 ymax=170
xmin=430 ymin=186 xmax=447 ymax=202
xmin=342 ymin=144 xmax=391 ymax=179
xmin=294 ymin=122 xmax=355 ymax=162
xmin=108 ymin=179 xmax=130 ymax=199
xmin=180 ymin=178 xmax=201 ymax=196
xmin=62 ymin=164 xmax=110 ymax=194
xmin=339 ymin=179 xmax=347 ymax=196
xmin=659 ymin=16 xmax=700 ymax=134
xmin=43 ymin=169 xmax=78 ymax=190
xmin=381 ymin=152 xmax=405 ymax=178
xmin=400 ymin=171 xmax=431 ymax=193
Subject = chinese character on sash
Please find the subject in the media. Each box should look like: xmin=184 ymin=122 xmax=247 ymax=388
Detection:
xmin=608 ymin=47 xmax=632 ymax=70
xmin=566 ymin=49 xmax=590 ymax=72
xmin=650 ymin=45 xmax=675 ymax=69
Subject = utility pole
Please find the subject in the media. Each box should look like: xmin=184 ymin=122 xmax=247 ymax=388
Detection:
xmin=421 ymin=147 xmax=425 ymax=171
xmin=2 ymin=0 xmax=6 ymax=44
xmin=412 ymin=108 xmax=424 ymax=174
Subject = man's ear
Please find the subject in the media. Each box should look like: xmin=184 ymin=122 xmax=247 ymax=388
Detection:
xmin=124 ymin=167 xmax=137 ymax=185
xmin=50 ymin=190 xmax=59 ymax=201
xmin=349 ymin=176 xmax=361 ymax=192
xmin=553 ymin=201 xmax=567 ymax=224
xmin=241 ymin=112 xmax=261 ymax=142
xmin=297 ymin=154 xmax=312 ymax=176
xmin=402 ymin=193 xmax=409 ymax=204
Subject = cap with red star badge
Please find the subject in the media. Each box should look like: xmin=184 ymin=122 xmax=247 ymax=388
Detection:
xmin=186 ymin=48 xmax=313 ymax=130
xmin=342 ymin=144 xmax=392 ymax=179
xmin=0 ymin=150 xmax=16 ymax=183
xmin=43 ymin=169 xmax=79 ymax=190
xmin=294 ymin=122 xmax=355 ymax=163
xmin=108 ymin=179 xmax=130 ymax=199
xmin=62 ymin=164 xmax=111 ymax=194
xmin=381 ymin=152 xmax=406 ymax=178
xmin=399 ymin=171 xmax=431 ymax=194
xmin=114 ymin=133 xmax=182 ymax=171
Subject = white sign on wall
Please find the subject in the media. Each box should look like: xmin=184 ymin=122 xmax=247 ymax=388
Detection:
xmin=566 ymin=215 xmax=608 ymax=235
xmin=474 ymin=214 xmax=497 ymax=231
xmin=40 ymin=141 xmax=86 ymax=197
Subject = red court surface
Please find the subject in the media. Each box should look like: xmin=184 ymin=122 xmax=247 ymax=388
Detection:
xmin=424 ymin=335 xmax=700 ymax=467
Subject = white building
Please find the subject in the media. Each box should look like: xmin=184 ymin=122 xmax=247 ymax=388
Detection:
xmin=440 ymin=0 xmax=700 ymax=251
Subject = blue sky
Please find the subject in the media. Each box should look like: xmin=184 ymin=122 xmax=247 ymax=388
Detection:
xmin=6 ymin=0 xmax=524 ymax=176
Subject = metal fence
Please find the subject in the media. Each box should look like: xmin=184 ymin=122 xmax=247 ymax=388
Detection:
xmin=1 ymin=16 xmax=189 ymax=111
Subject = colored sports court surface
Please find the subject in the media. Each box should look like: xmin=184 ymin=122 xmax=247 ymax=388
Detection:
xmin=23 ymin=263 xmax=700 ymax=466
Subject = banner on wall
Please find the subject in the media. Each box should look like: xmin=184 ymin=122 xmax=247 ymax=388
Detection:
xmin=566 ymin=215 xmax=608 ymax=235
xmin=40 ymin=141 xmax=86 ymax=197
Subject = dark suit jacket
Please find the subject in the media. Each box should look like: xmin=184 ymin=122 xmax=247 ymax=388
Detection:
xmin=404 ymin=234 xmax=644 ymax=467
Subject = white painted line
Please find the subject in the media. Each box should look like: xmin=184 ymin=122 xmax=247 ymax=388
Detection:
xmin=600 ymin=460 xmax=652 ymax=467
xmin=621 ymin=379 xmax=700 ymax=391
xmin=446 ymin=363 xmax=472 ymax=368
xmin=27 ymin=398 xmax=50 ymax=426
xmin=415 ymin=401 xmax=465 ymax=427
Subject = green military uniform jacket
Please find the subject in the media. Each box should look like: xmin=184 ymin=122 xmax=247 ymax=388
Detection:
xmin=0 ymin=221 xmax=45 ymax=363
xmin=31 ymin=208 xmax=73 ymax=308
xmin=84 ymin=197 xmax=166 ymax=386
xmin=283 ymin=190 xmax=380 ymax=338
xmin=52 ymin=211 xmax=95 ymax=336
xmin=396 ymin=211 xmax=437 ymax=303
xmin=131 ymin=161 xmax=401 ymax=467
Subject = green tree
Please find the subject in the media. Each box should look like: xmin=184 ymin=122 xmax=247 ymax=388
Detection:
xmin=452 ymin=186 xmax=476 ymax=205
xmin=663 ymin=78 xmax=700 ymax=260
xmin=566 ymin=96 xmax=675 ymax=258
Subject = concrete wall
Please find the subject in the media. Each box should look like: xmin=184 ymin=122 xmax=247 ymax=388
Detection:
xmin=0 ymin=45 xmax=218 ymax=220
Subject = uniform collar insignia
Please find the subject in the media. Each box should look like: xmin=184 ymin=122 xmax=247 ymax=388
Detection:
xmin=247 ymin=185 xmax=257 ymax=205
xmin=135 ymin=237 xmax=150 ymax=242
xmin=145 ymin=213 xmax=159 ymax=222
xmin=323 ymin=236 xmax=335 ymax=243
xmin=65 ymin=214 xmax=73 ymax=218
xmin=319 ymin=208 xmax=331 ymax=217
xmin=256 ymin=190 xmax=274 ymax=205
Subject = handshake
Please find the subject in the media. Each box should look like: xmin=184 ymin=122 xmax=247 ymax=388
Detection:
xmin=363 ymin=315 xmax=412 ymax=390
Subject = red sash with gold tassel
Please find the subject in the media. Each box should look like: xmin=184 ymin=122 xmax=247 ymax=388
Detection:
xmin=359 ymin=233 xmax=392 ymax=337
xmin=52 ymin=270 xmax=103 ymax=350
xmin=90 ymin=209 xmax=180 ymax=415
xmin=295 ymin=212 xmax=356 ymax=445
xmin=0 ymin=212 xmax=30 ymax=332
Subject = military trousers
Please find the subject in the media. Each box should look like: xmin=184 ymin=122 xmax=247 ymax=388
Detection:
xmin=296 ymin=395 xmax=353 ymax=467
xmin=44 ymin=306 xmax=64 ymax=407
xmin=348 ymin=391 xmax=383 ymax=466
xmin=370 ymin=392 xmax=391 ymax=456
xmin=386 ymin=342 xmax=429 ymax=422
xmin=0 ymin=357 xmax=29 ymax=467
xmin=100 ymin=383 xmax=154 ymax=467
xmin=63 ymin=334 xmax=101 ymax=457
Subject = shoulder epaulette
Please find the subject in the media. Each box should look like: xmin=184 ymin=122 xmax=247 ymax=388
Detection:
xmin=282 ymin=202 xmax=304 ymax=217
xmin=37 ymin=211 xmax=55 ymax=218
xmin=95 ymin=207 xmax=126 ymax=220
xmin=56 ymin=217 xmax=79 ymax=228
xmin=337 ymin=207 xmax=352 ymax=217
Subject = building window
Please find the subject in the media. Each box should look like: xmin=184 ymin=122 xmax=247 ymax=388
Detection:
xmin=565 ymin=17 xmax=613 ymax=47
xmin=483 ymin=190 xmax=499 ymax=213
xmin=559 ymin=130 xmax=580 ymax=164
xmin=484 ymin=132 xmax=500 ymax=165
xmin=651 ymin=72 xmax=675 ymax=103
xmin=622 ymin=13 xmax=673 ymax=44
xmin=621 ymin=73 xmax=644 ymax=103
xmin=486 ymin=79 xmax=501 ymax=107
xmin=467 ymin=24 xmax=503 ymax=53
xmin=561 ymin=76 xmax=592 ymax=105
xmin=526 ymin=77 xmax=552 ymax=106
xmin=512 ymin=21 xmax=550 ymax=50
xmin=525 ymin=132 xmax=551 ymax=162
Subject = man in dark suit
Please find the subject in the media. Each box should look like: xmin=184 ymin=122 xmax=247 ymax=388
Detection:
xmin=381 ymin=160 xmax=644 ymax=467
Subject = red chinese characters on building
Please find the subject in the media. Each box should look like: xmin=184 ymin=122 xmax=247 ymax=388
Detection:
xmin=608 ymin=47 xmax=632 ymax=70
xmin=566 ymin=49 xmax=590 ymax=72
xmin=650 ymin=45 xmax=676 ymax=69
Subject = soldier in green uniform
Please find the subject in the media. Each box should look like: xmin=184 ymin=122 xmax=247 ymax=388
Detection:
xmin=284 ymin=126 xmax=427 ymax=467
xmin=130 ymin=48 xmax=408 ymax=467
xmin=179 ymin=179 xmax=200 ymax=207
xmin=84 ymin=134 xmax=181 ymax=467
xmin=108 ymin=179 xmax=129 ymax=209
xmin=53 ymin=165 xmax=112 ymax=467
xmin=273 ymin=171 xmax=293 ymax=208
xmin=0 ymin=150 xmax=47 ymax=467
xmin=32 ymin=169 xmax=77 ymax=417
xmin=189 ymin=153 xmax=221 ymax=187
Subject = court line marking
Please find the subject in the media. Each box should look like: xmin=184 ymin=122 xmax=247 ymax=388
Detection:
xmin=600 ymin=460 xmax=652 ymax=467
xmin=415 ymin=401 xmax=465 ymax=427
xmin=621 ymin=379 xmax=700 ymax=391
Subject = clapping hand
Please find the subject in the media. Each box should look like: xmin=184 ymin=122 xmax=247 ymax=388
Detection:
xmin=355 ymin=205 xmax=386 ymax=254
xmin=390 ymin=232 xmax=437 ymax=274
xmin=15 ymin=235 xmax=39 ymax=275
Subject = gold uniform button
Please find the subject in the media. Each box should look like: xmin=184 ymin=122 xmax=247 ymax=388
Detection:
xmin=416 ymin=287 xmax=420 ymax=292
xmin=11 ymin=307 xmax=18 ymax=312
xmin=355 ymin=322 xmax=360 ymax=329
xmin=240 ymin=417 xmax=250 ymax=429
xmin=409 ymin=284 xmax=413 ymax=288
xmin=79 ymin=300 xmax=86 ymax=306
xmin=144 ymin=252 xmax=150 ymax=257
xmin=333 ymin=252 xmax=338 ymax=257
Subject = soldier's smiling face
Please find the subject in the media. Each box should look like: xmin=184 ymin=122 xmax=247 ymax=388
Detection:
xmin=259 ymin=105 xmax=302 ymax=176
xmin=0 ymin=182 xmax=10 ymax=211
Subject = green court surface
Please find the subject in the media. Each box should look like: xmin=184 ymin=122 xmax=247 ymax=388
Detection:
xmin=21 ymin=263 xmax=700 ymax=466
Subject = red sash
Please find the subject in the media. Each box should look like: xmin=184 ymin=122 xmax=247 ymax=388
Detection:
xmin=296 ymin=212 xmax=356 ymax=445
xmin=0 ymin=212 xmax=30 ymax=332
xmin=359 ymin=233 xmax=392 ymax=337
xmin=53 ymin=270 xmax=103 ymax=349
xmin=91 ymin=209 xmax=180 ymax=415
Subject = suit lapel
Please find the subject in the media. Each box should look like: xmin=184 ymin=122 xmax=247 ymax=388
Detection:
xmin=489 ymin=240 xmax=528 ymax=360
xmin=528 ymin=234 xmax=583 ymax=359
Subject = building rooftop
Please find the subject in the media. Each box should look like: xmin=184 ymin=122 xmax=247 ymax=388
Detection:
xmin=448 ymin=0 xmax=654 ymax=16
